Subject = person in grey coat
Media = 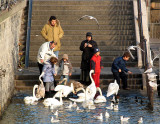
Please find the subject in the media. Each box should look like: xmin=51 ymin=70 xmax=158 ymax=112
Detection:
xmin=42 ymin=56 xmax=58 ymax=97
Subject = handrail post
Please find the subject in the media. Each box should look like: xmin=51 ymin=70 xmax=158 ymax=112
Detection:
xmin=25 ymin=0 xmax=32 ymax=68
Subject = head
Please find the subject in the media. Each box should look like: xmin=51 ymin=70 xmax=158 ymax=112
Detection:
xmin=94 ymin=48 xmax=100 ymax=56
xmin=62 ymin=54 xmax=68 ymax=61
xmin=123 ymin=52 xmax=130 ymax=61
xmin=50 ymin=56 xmax=58 ymax=65
xmin=50 ymin=41 xmax=57 ymax=49
xmin=49 ymin=16 xmax=57 ymax=26
xmin=86 ymin=32 xmax=92 ymax=41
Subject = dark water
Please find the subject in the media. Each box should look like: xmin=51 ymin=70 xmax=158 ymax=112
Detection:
xmin=1 ymin=91 xmax=160 ymax=124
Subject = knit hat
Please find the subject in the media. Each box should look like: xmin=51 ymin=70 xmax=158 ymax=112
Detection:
xmin=86 ymin=32 xmax=92 ymax=37
xmin=94 ymin=48 xmax=100 ymax=53
xmin=62 ymin=54 xmax=68 ymax=60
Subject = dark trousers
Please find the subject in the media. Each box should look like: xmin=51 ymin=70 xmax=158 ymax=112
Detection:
xmin=80 ymin=69 xmax=91 ymax=86
xmin=112 ymin=71 xmax=128 ymax=89
xmin=37 ymin=62 xmax=43 ymax=74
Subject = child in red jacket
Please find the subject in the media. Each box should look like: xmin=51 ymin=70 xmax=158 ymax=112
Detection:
xmin=90 ymin=48 xmax=103 ymax=87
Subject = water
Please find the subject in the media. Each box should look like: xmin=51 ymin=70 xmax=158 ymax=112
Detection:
xmin=1 ymin=91 xmax=160 ymax=124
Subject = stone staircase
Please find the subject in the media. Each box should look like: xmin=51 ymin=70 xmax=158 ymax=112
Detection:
xmin=15 ymin=0 xmax=143 ymax=91
xmin=29 ymin=0 xmax=137 ymax=67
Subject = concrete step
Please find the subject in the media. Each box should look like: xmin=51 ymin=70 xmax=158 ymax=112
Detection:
xmin=31 ymin=24 xmax=134 ymax=31
xmin=30 ymin=40 xmax=136 ymax=47
xmin=32 ymin=1 xmax=133 ymax=6
xmin=31 ymin=15 xmax=133 ymax=21
xmin=32 ymin=10 xmax=133 ymax=16
xmin=32 ymin=5 xmax=132 ymax=11
xmin=30 ymin=35 xmax=135 ymax=41
xmin=31 ymin=30 xmax=134 ymax=35
xmin=31 ymin=19 xmax=133 ymax=26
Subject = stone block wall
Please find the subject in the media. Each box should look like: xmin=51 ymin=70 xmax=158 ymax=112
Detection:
xmin=0 ymin=0 xmax=26 ymax=117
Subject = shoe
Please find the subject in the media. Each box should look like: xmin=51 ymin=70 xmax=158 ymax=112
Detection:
xmin=123 ymin=88 xmax=130 ymax=90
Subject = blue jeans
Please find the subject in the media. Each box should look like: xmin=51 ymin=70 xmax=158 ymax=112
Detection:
xmin=54 ymin=51 xmax=59 ymax=58
xmin=60 ymin=75 xmax=69 ymax=84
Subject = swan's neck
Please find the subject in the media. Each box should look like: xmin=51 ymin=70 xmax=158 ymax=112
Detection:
xmin=89 ymin=72 xmax=95 ymax=86
xmin=97 ymin=87 xmax=102 ymax=96
xmin=33 ymin=85 xmax=38 ymax=98
xmin=59 ymin=90 xmax=63 ymax=104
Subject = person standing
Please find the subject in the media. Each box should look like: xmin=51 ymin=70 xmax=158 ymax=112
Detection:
xmin=41 ymin=16 xmax=64 ymax=58
xmin=80 ymin=32 xmax=98 ymax=86
xmin=90 ymin=48 xmax=103 ymax=88
xmin=37 ymin=41 xmax=57 ymax=74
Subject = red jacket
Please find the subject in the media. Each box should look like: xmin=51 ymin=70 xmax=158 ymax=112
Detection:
xmin=90 ymin=54 xmax=102 ymax=73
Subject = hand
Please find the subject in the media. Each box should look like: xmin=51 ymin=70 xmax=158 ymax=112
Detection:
xmin=88 ymin=44 xmax=92 ymax=47
xmin=119 ymin=69 xmax=121 ymax=72
xmin=54 ymin=73 xmax=57 ymax=76
xmin=84 ymin=43 xmax=88 ymax=48
xmin=101 ymin=66 xmax=104 ymax=69
xmin=69 ymin=73 xmax=72 ymax=76
xmin=40 ymin=59 xmax=44 ymax=64
xmin=128 ymin=71 xmax=132 ymax=74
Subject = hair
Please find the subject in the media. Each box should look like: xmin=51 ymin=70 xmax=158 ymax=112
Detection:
xmin=123 ymin=52 xmax=131 ymax=58
xmin=49 ymin=16 xmax=57 ymax=22
xmin=50 ymin=57 xmax=58 ymax=65
xmin=50 ymin=41 xmax=57 ymax=45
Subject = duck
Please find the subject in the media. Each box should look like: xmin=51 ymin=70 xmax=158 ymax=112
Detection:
xmin=94 ymin=87 xmax=107 ymax=103
xmin=54 ymin=82 xmax=74 ymax=97
xmin=106 ymin=80 xmax=119 ymax=97
xmin=35 ymin=72 xmax=45 ymax=99
xmin=121 ymin=116 xmax=130 ymax=122
xmin=24 ymin=84 xmax=39 ymax=104
xmin=43 ymin=90 xmax=63 ymax=107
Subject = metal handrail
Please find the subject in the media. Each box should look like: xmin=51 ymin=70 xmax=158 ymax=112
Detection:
xmin=25 ymin=0 xmax=32 ymax=68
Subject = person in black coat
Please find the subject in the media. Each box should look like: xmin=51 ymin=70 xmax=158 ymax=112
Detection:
xmin=79 ymin=32 xmax=98 ymax=86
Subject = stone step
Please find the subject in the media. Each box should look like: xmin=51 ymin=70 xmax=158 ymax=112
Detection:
xmin=32 ymin=5 xmax=132 ymax=11
xmin=32 ymin=15 xmax=133 ymax=21
xmin=31 ymin=30 xmax=134 ymax=35
xmin=28 ymin=61 xmax=138 ymax=68
xmin=32 ymin=1 xmax=133 ymax=6
xmin=32 ymin=10 xmax=133 ymax=16
xmin=30 ymin=40 xmax=136 ymax=47
xmin=30 ymin=35 xmax=135 ymax=41
xmin=31 ymin=19 xmax=133 ymax=26
xmin=31 ymin=24 xmax=134 ymax=31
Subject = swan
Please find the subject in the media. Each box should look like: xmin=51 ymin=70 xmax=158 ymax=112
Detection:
xmin=54 ymin=82 xmax=74 ymax=97
xmin=51 ymin=116 xmax=59 ymax=123
xmin=105 ymin=111 xmax=110 ymax=118
xmin=36 ymin=72 xmax=45 ymax=99
xmin=121 ymin=116 xmax=130 ymax=122
xmin=106 ymin=80 xmax=119 ymax=97
xmin=94 ymin=87 xmax=107 ymax=103
xmin=43 ymin=90 xmax=63 ymax=107
xmin=138 ymin=117 xmax=143 ymax=123
xmin=69 ymin=87 xmax=86 ymax=102
xmin=86 ymin=70 xmax=97 ymax=100
xmin=24 ymin=84 xmax=39 ymax=104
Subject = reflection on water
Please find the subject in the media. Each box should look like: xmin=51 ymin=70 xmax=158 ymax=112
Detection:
xmin=1 ymin=91 xmax=160 ymax=124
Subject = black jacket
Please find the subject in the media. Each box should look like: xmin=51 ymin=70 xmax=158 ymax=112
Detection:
xmin=80 ymin=40 xmax=97 ymax=70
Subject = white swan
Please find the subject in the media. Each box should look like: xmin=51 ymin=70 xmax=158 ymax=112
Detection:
xmin=94 ymin=113 xmax=103 ymax=120
xmin=86 ymin=70 xmax=97 ymax=100
xmin=121 ymin=116 xmax=130 ymax=122
xmin=54 ymin=83 xmax=74 ymax=97
xmin=106 ymin=102 xmax=114 ymax=110
xmin=105 ymin=111 xmax=110 ymax=118
xmin=43 ymin=90 xmax=63 ymax=107
xmin=106 ymin=80 xmax=119 ymax=97
xmin=24 ymin=84 xmax=39 ymax=104
xmin=94 ymin=87 xmax=107 ymax=103
xmin=36 ymin=72 xmax=45 ymax=99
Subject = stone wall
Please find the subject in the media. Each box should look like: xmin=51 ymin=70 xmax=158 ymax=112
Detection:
xmin=0 ymin=0 xmax=26 ymax=117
